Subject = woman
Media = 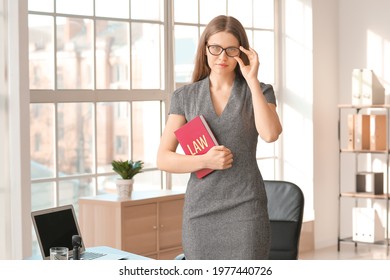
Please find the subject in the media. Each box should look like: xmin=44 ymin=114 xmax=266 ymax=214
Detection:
xmin=157 ymin=15 xmax=282 ymax=259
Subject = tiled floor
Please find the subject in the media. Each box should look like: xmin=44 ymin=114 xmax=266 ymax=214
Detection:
xmin=299 ymin=243 xmax=390 ymax=260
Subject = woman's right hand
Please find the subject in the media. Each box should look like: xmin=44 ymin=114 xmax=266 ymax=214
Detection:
xmin=203 ymin=145 xmax=233 ymax=170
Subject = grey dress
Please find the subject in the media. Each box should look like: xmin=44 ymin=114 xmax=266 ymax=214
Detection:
xmin=169 ymin=76 xmax=276 ymax=260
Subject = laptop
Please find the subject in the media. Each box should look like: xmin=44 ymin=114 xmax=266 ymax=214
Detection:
xmin=31 ymin=204 xmax=128 ymax=260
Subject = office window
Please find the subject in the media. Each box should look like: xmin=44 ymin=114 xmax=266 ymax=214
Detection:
xmin=29 ymin=0 xmax=165 ymax=211
xmin=30 ymin=104 xmax=55 ymax=179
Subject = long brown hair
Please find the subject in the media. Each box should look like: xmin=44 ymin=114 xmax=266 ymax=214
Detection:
xmin=192 ymin=15 xmax=250 ymax=83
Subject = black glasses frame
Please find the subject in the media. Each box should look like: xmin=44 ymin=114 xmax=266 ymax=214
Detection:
xmin=207 ymin=45 xmax=241 ymax=57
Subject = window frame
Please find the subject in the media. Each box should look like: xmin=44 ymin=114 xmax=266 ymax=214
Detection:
xmin=29 ymin=1 xmax=171 ymax=202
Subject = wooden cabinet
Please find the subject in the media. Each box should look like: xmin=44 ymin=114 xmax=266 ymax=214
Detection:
xmin=78 ymin=190 xmax=185 ymax=260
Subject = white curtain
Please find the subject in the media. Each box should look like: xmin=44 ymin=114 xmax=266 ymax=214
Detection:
xmin=0 ymin=0 xmax=31 ymax=260
xmin=0 ymin=0 xmax=12 ymax=260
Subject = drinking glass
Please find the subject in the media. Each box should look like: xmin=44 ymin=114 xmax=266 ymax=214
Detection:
xmin=49 ymin=247 xmax=69 ymax=260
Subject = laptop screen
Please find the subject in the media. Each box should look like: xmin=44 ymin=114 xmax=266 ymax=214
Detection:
xmin=32 ymin=205 xmax=84 ymax=259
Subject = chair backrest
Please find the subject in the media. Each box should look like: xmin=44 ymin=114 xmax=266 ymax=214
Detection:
xmin=264 ymin=180 xmax=304 ymax=260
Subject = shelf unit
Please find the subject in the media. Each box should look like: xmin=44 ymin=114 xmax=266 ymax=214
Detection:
xmin=338 ymin=104 xmax=390 ymax=253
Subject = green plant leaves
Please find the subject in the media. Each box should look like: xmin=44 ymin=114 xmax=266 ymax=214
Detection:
xmin=111 ymin=159 xmax=144 ymax=179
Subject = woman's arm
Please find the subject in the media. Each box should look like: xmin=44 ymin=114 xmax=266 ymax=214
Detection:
xmin=235 ymin=47 xmax=282 ymax=142
xmin=247 ymin=80 xmax=282 ymax=142
xmin=157 ymin=114 xmax=233 ymax=173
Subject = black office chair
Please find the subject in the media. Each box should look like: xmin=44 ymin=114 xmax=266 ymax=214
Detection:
xmin=175 ymin=180 xmax=304 ymax=260
xmin=264 ymin=180 xmax=304 ymax=260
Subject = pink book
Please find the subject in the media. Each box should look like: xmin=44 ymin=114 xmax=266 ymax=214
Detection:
xmin=174 ymin=115 xmax=219 ymax=178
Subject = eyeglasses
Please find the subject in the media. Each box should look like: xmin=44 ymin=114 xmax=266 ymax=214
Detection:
xmin=207 ymin=45 xmax=240 ymax=57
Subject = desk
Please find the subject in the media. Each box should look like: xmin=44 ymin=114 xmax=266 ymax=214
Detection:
xmin=25 ymin=246 xmax=152 ymax=260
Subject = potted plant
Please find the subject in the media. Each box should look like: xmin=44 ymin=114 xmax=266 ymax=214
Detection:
xmin=111 ymin=159 xmax=144 ymax=198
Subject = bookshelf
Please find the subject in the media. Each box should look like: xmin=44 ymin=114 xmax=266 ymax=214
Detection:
xmin=338 ymin=104 xmax=390 ymax=253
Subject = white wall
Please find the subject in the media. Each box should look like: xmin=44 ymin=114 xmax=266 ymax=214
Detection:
xmin=311 ymin=0 xmax=390 ymax=249
xmin=339 ymin=0 xmax=390 ymax=103
xmin=280 ymin=0 xmax=314 ymax=226
xmin=283 ymin=0 xmax=340 ymax=250
xmin=312 ymin=0 xmax=339 ymax=249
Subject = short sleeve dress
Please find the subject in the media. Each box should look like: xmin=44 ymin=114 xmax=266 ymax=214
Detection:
xmin=169 ymin=76 xmax=276 ymax=260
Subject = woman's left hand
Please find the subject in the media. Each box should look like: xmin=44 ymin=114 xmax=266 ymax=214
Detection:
xmin=234 ymin=46 xmax=259 ymax=81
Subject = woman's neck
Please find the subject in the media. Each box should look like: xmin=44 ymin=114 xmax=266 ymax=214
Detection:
xmin=209 ymin=72 xmax=235 ymax=91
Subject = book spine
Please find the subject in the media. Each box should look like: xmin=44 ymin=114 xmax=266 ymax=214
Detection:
xmin=370 ymin=114 xmax=387 ymax=151
xmin=347 ymin=114 xmax=354 ymax=150
xmin=354 ymin=114 xmax=370 ymax=150
xmin=199 ymin=115 xmax=219 ymax=145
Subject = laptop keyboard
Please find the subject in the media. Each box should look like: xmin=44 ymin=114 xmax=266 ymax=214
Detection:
xmin=80 ymin=251 xmax=107 ymax=260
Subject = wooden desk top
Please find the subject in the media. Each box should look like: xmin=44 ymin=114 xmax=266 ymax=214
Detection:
xmin=79 ymin=189 xmax=186 ymax=206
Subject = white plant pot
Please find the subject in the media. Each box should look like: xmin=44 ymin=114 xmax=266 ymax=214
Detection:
xmin=115 ymin=178 xmax=134 ymax=198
